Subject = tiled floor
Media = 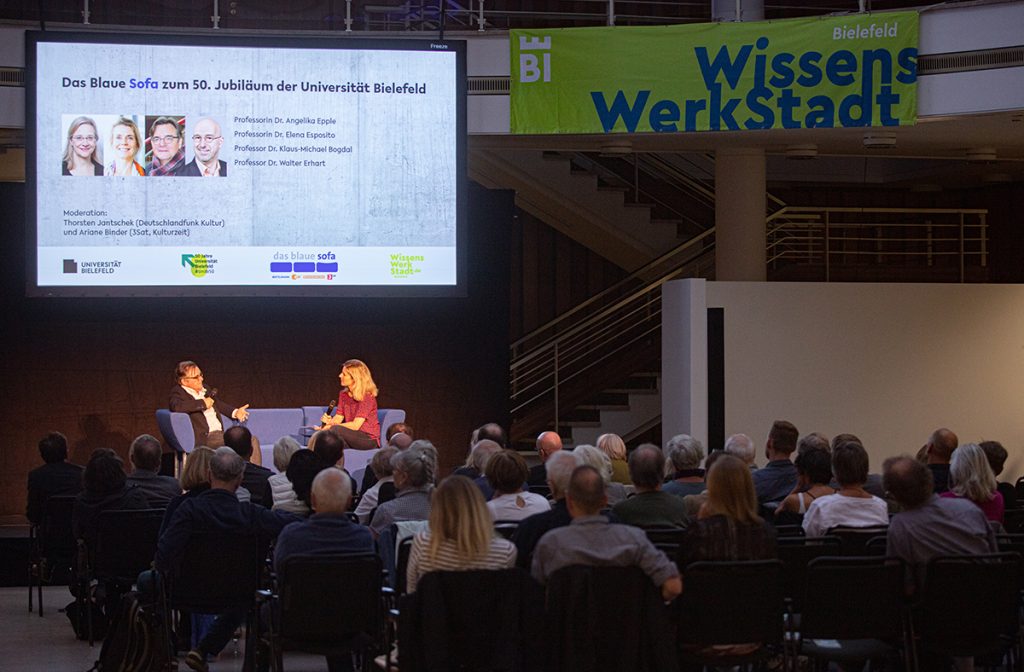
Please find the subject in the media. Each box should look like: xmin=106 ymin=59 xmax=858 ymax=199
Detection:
xmin=1 ymin=586 xmax=337 ymax=670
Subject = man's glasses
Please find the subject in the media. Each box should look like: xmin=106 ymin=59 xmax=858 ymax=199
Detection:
xmin=192 ymin=135 xmax=221 ymax=144
xmin=184 ymin=373 xmax=204 ymax=379
xmin=152 ymin=135 xmax=180 ymax=145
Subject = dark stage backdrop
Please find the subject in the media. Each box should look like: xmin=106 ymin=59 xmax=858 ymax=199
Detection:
xmin=0 ymin=181 xmax=512 ymax=518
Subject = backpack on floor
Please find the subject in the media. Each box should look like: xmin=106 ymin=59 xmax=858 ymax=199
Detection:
xmin=87 ymin=590 xmax=173 ymax=672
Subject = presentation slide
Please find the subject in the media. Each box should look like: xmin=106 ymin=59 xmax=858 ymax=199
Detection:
xmin=28 ymin=32 xmax=465 ymax=296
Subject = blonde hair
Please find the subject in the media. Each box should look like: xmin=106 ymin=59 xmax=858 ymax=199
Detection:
xmin=597 ymin=433 xmax=627 ymax=461
xmin=342 ymin=359 xmax=378 ymax=402
xmin=705 ymin=454 xmax=762 ymax=525
xmin=62 ymin=116 xmax=101 ymax=169
xmin=427 ymin=475 xmax=493 ymax=563
xmin=180 ymin=446 xmax=214 ymax=491
xmin=949 ymin=443 xmax=997 ymax=503
xmin=110 ymin=116 xmax=143 ymax=155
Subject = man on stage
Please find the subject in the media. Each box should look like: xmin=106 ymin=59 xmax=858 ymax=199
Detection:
xmin=169 ymin=360 xmax=249 ymax=448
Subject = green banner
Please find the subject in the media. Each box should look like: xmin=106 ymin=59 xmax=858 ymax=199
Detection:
xmin=511 ymin=12 xmax=919 ymax=134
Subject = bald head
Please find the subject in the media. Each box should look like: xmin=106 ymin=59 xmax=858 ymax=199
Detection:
xmin=883 ymin=455 xmax=935 ymax=509
xmin=536 ymin=431 xmax=563 ymax=462
xmin=310 ymin=468 xmax=352 ymax=514
xmin=566 ymin=465 xmax=607 ymax=518
xmin=927 ymin=428 xmax=958 ymax=464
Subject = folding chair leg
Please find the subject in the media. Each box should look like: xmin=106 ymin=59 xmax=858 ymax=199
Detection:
xmin=37 ymin=577 xmax=44 ymax=617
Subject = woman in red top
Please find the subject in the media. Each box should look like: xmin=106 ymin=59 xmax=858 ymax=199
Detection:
xmin=321 ymin=359 xmax=380 ymax=450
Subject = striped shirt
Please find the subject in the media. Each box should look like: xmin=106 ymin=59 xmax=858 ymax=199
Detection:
xmin=406 ymin=530 xmax=517 ymax=593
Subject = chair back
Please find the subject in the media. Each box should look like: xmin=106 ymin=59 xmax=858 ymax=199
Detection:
xmin=827 ymin=525 xmax=889 ymax=555
xmin=93 ymin=508 xmax=164 ymax=582
xmin=39 ymin=495 xmax=78 ymax=558
xmin=777 ymin=535 xmax=841 ymax=610
xmin=918 ymin=552 xmax=1022 ymax=656
xmin=277 ymin=554 xmax=383 ymax=649
xmin=800 ymin=556 xmax=905 ymax=641
xmin=677 ymin=560 xmax=785 ymax=646
xmin=642 ymin=526 xmax=687 ymax=557
xmin=395 ymin=536 xmax=414 ymax=594
xmin=773 ymin=524 xmax=806 ymax=538
xmin=169 ymin=530 xmax=262 ymax=613
xmin=544 ymin=564 xmax=676 ymax=672
xmin=156 ymin=409 xmax=195 ymax=454
xmin=1003 ymin=507 xmax=1024 ymax=534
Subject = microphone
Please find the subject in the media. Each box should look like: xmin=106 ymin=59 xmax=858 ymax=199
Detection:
xmin=206 ymin=387 xmax=218 ymax=399
xmin=320 ymin=399 xmax=337 ymax=429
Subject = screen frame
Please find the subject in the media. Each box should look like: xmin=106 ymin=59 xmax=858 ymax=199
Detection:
xmin=26 ymin=29 xmax=467 ymax=298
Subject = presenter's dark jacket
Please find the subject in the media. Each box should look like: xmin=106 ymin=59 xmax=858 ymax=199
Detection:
xmin=169 ymin=385 xmax=236 ymax=448
xmin=175 ymin=158 xmax=227 ymax=177
xmin=62 ymin=160 xmax=104 ymax=176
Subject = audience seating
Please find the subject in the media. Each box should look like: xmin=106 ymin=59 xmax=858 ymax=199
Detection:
xmin=27 ymin=494 xmax=77 ymax=617
xmin=826 ymin=525 xmax=890 ymax=556
xmin=776 ymin=535 xmax=841 ymax=613
xmin=82 ymin=508 xmax=165 ymax=644
xmin=545 ymin=564 xmax=676 ymax=672
xmin=773 ymin=524 xmax=806 ymax=538
xmin=797 ymin=556 xmax=908 ymax=670
xmin=1003 ymin=507 xmax=1024 ymax=534
xmin=916 ymin=553 xmax=1022 ymax=669
xmin=675 ymin=560 xmax=787 ymax=670
xmin=163 ymin=531 xmax=264 ymax=671
xmin=493 ymin=521 xmax=519 ymax=540
xmin=641 ymin=526 xmax=687 ymax=557
xmin=395 ymin=568 xmax=543 ymax=672
xmin=262 ymin=554 xmax=385 ymax=672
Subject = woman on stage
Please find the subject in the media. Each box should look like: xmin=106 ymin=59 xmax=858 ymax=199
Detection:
xmin=321 ymin=359 xmax=380 ymax=450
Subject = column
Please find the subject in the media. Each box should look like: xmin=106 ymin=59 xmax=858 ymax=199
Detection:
xmin=715 ymin=147 xmax=766 ymax=281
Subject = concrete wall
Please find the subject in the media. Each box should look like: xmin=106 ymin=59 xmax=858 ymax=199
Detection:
xmin=665 ymin=279 xmax=1024 ymax=481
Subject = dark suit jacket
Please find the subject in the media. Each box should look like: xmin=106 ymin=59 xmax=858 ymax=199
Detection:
xmin=527 ymin=463 xmax=547 ymax=487
xmin=26 ymin=461 xmax=83 ymax=525
xmin=175 ymin=158 xmax=227 ymax=177
xmin=168 ymin=385 xmax=236 ymax=448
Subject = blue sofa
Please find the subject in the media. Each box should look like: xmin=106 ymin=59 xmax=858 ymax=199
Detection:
xmin=156 ymin=406 xmax=406 ymax=480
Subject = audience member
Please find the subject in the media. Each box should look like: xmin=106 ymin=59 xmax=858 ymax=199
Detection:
xmin=156 ymin=448 xmax=298 ymax=672
xmin=454 ymin=439 xmax=502 ymax=499
xmin=485 ymin=449 xmax=550 ymax=521
xmin=512 ymin=450 xmax=582 ymax=569
xmin=272 ymin=468 xmax=373 ymax=672
xmin=681 ymin=455 xmax=777 ymax=566
xmin=796 ymin=432 xmax=831 ymax=456
xmin=161 ymin=446 xmax=214 ymax=534
xmin=918 ymin=427 xmax=958 ymax=493
xmin=308 ymin=429 xmax=359 ymax=503
xmin=72 ymin=449 xmax=149 ymax=551
xmin=829 ymin=433 xmax=885 ymax=496
xmin=267 ymin=437 xmax=306 ymax=514
xmin=476 ymin=422 xmax=508 ymax=448
xmin=224 ymin=426 xmax=272 ymax=507
xmin=354 ymin=446 xmax=398 ymax=523
xmin=680 ymin=450 xmax=730 ymax=517
xmin=26 ymin=431 xmax=83 ymax=525
xmin=612 ymin=444 xmax=689 ymax=528
xmin=573 ymin=444 xmax=628 ymax=505
xmin=126 ymin=434 xmax=181 ymax=508
xmin=597 ymin=433 xmax=631 ymax=485
xmin=775 ymin=447 xmax=834 ymax=521
xmin=802 ymin=441 xmax=888 ymax=536
xmin=722 ymin=433 xmax=756 ymax=470
xmin=407 ymin=476 xmax=517 ymax=593
xmin=940 ymin=442 xmax=1004 ymax=523
xmin=527 ymin=431 xmax=563 ymax=487
xmin=531 ymin=466 xmax=682 ymax=601
xmin=386 ymin=422 xmax=414 ymax=443
xmin=883 ymin=455 xmax=996 ymax=594
xmin=979 ymin=440 xmax=1017 ymax=510
xmin=663 ymin=434 xmax=706 ymax=497
xmin=369 ymin=446 xmax=435 ymax=537
xmin=282 ymin=450 xmax=321 ymax=513
xmin=751 ymin=420 xmax=799 ymax=505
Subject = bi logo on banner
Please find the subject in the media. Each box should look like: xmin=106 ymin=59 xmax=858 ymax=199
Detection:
xmin=519 ymin=36 xmax=552 ymax=83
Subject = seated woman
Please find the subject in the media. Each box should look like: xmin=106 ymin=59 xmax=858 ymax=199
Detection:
xmin=73 ymin=449 xmax=150 ymax=551
xmin=663 ymin=435 xmax=707 ymax=498
xmin=802 ymin=441 xmax=889 ymax=537
xmin=680 ymin=454 xmax=776 ymax=660
xmin=775 ymin=448 xmax=835 ymax=524
xmin=161 ymin=446 xmax=214 ymax=534
xmin=354 ymin=446 xmax=398 ymax=524
xmin=485 ymin=450 xmax=550 ymax=522
xmin=980 ymin=440 xmax=1017 ymax=510
xmin=597 ymin=433 xmax=632 ymax=485
xmin=406 ymin=475 xmax=517 ymax=593
xmin=320 ymin=359 xmax=380 ymax=450
xmin=283 ymin=450 xmax=322 ymax=515
xmin=941 ymin=442 xmax=1005 ymax=523
xmin=574 ymin=444 xmax=628 ymax=505
xmin=268 ymin=437 xmax=308 ymax=514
